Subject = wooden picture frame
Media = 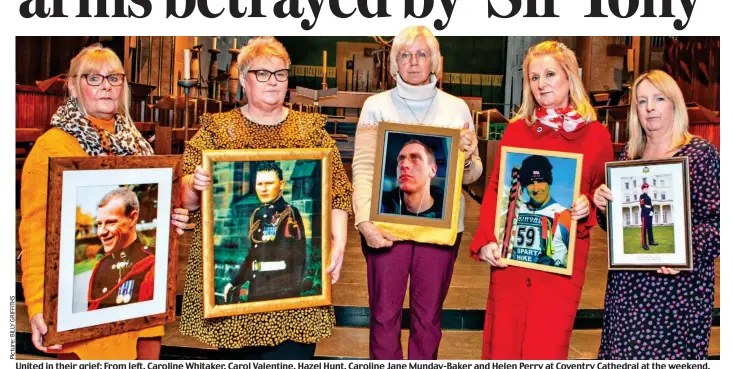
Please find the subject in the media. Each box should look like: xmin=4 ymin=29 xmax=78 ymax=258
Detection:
xmin=494 ymin=146 xmax=583 ymax=276
xmin=201 ymin=149 xmax=333 ymax=318
xmin=369 ymin=122 xmax=465 ymax=246
xmin=43 ymin=156 xmax=181 ymax=346
xmin=606 ymin=157 xmax=693 ymax=271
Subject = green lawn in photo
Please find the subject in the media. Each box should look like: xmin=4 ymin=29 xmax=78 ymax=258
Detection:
xmin=74 ymin=254 xmax=102 ymax=275
xmin=623 ymin=225 xmax=675 ymax=254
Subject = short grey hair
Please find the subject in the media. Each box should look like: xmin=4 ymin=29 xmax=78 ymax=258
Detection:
xmin=98 ymin=187 xmax=140 ymax=217
xmin=389 ymin=26 xmax=442 ymax=79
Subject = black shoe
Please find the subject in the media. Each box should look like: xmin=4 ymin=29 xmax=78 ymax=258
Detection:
xmin=650 ymin=242 xmax=659 ymax=246
xmin=642 ymin=244 xmax=650 ymax=250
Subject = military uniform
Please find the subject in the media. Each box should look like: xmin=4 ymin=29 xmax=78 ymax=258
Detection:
xmin=87 ymin=238 xmax=155 ymax=311
xmin=227 ymin=195 xmax=307 ymax=303
xmin=639 ymin=183 xmax=656 ymax=249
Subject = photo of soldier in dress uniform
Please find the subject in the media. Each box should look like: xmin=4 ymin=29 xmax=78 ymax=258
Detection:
xmin=619 ymin=173 xmax=675 ymax=254
xmin=378 ymin=133 xmax=450 ymax=219
xmin=72 ymin=185 xmax=159 ymax=313
xmin=211 ymin=160 xmax=324 ymax=305
xmin=496 ymin=150 xmax=581 ymax=274
xmin=639 ymin=182 xmax=658 ymax=250
xmin=223 ymin=162 xmax=307 ymax=303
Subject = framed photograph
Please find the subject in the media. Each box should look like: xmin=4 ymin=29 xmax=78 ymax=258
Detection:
xmin=369 ymin=122 xmax=465 ymax=246
xmin=495 ymin=147 xmax=583 ymax=276
xmin=43 ymin=156 xmax=181 ymax=346
xmin=605 ymin=157 xmax=692 ymax=271
xmin=201 ymin=149 xmax=333 ymax=318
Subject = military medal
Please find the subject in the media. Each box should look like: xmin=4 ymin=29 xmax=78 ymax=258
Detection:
xmin=263 ymin=226 xmax=277 ymax=241
xmin=110 ymin=250 xmax=135 ymax=304
xmin=116 ymin=280 xmax=134 ymax=304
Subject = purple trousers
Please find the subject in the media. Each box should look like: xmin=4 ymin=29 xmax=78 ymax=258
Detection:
xmin=361 ymin=233 xmax=462 ymax=360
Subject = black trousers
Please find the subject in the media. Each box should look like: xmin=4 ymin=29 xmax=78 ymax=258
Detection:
xmin=218 ymin=340 xmax=317 ymax=360
xmin=641 ymin=215 xmax=655 ymax=245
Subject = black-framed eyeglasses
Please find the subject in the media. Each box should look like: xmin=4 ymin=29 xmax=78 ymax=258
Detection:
xmin=248 ymin=69 xmax=289 ymax=83
xmin=80 ymin=73 xmax=126 ymax=86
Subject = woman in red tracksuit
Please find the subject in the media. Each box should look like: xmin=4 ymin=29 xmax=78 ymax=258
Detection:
xmin=469 ymin=41 xmax=614 ymax=359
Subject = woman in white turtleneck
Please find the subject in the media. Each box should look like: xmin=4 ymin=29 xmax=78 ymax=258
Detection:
xmin=351 ymin=26 xmax=483 ymax=360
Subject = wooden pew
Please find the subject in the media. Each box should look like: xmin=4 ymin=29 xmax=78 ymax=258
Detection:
xmin=16 ymin=85 xmax=64 ymax=131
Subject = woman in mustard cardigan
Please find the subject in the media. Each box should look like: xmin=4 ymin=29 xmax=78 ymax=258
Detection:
xmin=19 ymin=44 xmax=190 ymax=360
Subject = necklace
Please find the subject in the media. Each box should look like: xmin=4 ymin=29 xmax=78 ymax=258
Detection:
xmin=398 ymin=92 xmax=436 ymax=124
xmin=415 ymin=185 xmax=428 ymax=216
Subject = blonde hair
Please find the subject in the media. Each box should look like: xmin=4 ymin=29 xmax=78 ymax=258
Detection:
xmin=511 ymin=41 xmax=595 ymax=125
xmin=626 ymin=70 xmax=693 ymax=159
xmin=237 ymin=37 xmax=291 ymax=76
xmin=389 ymin=26 xmax=442 ymax=79
xmin=66 ymin=44 xmax=131 ymax=122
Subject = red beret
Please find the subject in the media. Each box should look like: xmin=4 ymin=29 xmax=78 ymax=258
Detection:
xmin=641 ymin=182 xmax=649 ymax=189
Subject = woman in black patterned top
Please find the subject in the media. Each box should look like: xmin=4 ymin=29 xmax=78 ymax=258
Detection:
xmin=178 ymin=36 xmax=352 ymax=360
xmin=593 ymin=70 xmax=719 ymax=359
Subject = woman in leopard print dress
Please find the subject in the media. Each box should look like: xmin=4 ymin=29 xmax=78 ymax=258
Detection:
xmin=179 ymin=37 xmax=352 ymax=360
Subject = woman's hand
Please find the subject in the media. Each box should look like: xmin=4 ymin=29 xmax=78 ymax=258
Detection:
xmin=571 ymin=194 xmax=590 ymax=220
xmin=593 ymin=184 xmax=613 ymax=213
xmin=657 ymin=266 xmax=680 ymax=275
xmin=477 ymin=242 xmax=507 ymax=268
xmin=326 ymin=209 xmax=348 ymax=284
xmin=170 ymin=208 xmax=192 ymax=235
xmin=189 ymin=166 xmax=212 ymax=192
xmin=357 ymin=221 xmax=397 ymax=249
xmin=326 ymin=238 xmax=346 ymax=285
xmin=460 ymin=121 xmax=478 ymax=160
xmin=30 ymin=313 xmax=62 ymax=352
xmin=182 ymin=166 xmax=212 ymax=211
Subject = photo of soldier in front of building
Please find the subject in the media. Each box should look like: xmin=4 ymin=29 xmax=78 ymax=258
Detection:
xmin=619 ymin=173 xmax=675 ymax=254
xmin=639 ymin=182 xmax=658 ymax=250
xmin=223 ymin=162 xmax=308 ymax=303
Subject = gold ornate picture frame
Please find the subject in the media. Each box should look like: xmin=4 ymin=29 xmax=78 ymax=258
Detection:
xmin=369 ymin=122 xmax=464 ymax=246
xmin=201 ymin=149 xmax=332 ymax=318
xmin=495 ymin=146 xmax=583 ymax=276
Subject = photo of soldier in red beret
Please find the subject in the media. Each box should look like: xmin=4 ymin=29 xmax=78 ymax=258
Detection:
xmin=639 ymin=182 xmax=658 ymax=250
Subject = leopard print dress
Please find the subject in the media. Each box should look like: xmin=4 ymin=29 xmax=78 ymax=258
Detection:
xmin=179 ymin=108 xmax=352 ymax=348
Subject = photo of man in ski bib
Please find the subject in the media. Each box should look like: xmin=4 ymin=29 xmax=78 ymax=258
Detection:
xmin=512 ymin=155 xmax=572 ymax=268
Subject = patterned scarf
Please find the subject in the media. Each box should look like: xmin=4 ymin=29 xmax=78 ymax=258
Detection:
xmin=534 ymin=104 xmax=587 ymax=132
xmin=50 ymin=98 xmax=154 ymax=156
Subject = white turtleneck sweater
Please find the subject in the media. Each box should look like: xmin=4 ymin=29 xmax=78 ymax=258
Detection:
xmin=352 ymin=74 xmax=483 ymax=232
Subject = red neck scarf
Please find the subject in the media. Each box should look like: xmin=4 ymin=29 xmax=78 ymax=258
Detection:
xmin=535 ymin=104 xmax=587 ymax=132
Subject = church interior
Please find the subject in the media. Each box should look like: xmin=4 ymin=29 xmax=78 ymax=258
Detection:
xmin=14 ymin=35 xmax=720 ymax=359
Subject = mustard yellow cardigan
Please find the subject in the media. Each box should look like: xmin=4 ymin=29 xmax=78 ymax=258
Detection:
xmin=19 ymin=127 xmax=164 ymax=360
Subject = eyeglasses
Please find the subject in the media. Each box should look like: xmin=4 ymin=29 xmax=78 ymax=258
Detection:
xmin=80 ymin=73 xmax=126 ymax=86
xmin=398 ymin=50 xmax=431 ymax=64
xmin=248 ymin=69 xmax=289 ymax=83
